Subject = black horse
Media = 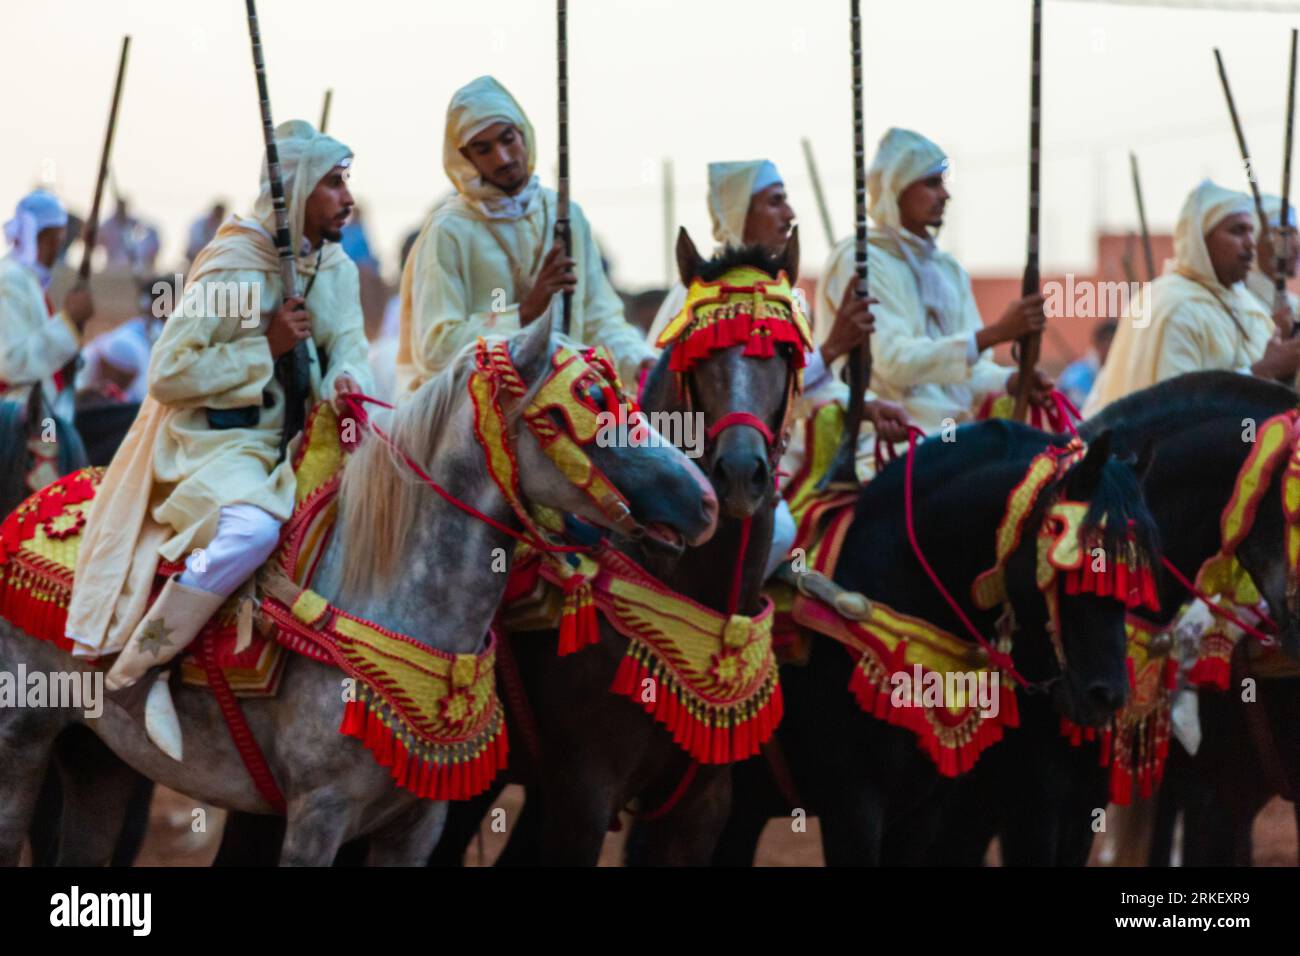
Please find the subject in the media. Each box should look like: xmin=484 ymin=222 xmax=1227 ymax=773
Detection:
xmin=926 ymin=371 xmax=1300 ymax=865
xmin=713 ymin=415 xmax=1159 ymax=865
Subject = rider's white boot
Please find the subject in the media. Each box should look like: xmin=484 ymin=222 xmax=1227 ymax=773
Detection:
xmin=105 ymin=575 xmax=226 ymax=761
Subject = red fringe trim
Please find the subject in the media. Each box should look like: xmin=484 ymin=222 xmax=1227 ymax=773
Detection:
xmin=845 ymin=662 xmax=1020 ymax=777
xmin=338 ymin=698 xmax=508 ymax=801
xmin=608 ymin=652 xmax=781 ymax=764
xmin=668 ymin=314 xmax=808 ymax=375
xmin=557 ymin=577 xmax=600 ymax=656
xmin=0 ymin=573 xmax=74 ymax=653
xmin=1188 ymin=655 xmax=1232 ymax=691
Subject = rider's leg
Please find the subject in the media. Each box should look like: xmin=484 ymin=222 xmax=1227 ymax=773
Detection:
xmin=105 ymin=504 xmax=281 ymax=759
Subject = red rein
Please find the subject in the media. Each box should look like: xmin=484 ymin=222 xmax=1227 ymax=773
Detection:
xmin=338 ymin=393 xmax=586 ymax=555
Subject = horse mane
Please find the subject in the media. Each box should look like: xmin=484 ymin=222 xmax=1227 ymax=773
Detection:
xmin=695 ymin=244 xmax=785 ymax=283
xmin=861 ymin=417 xmax=1159 ymax=575
xmin=1082 ymin=371 xmax=1297 ymax=445
xmin=336 ymin=343 xmax=481 ymax=601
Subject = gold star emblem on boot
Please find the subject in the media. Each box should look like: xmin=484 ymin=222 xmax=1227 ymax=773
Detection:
xmin=136 ymin=618 xmax=175 ymax=658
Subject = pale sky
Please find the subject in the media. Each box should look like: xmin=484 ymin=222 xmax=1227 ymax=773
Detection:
xmin=5 ymin=0 xmax=1300 ymax=290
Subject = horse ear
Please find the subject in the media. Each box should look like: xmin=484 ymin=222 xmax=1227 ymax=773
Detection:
xmin=512 ymin=304 xmax=555 ymax=381
xmin=676 ymin=227 xmax=704 ymax=286
xmin=781 ymin=225 xmax=801 ymax=283
xmin=1072 ymin=430 xmax=1113 ymax=496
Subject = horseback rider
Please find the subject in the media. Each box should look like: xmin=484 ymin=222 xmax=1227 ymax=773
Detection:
xmin=819 ymin=128 xmax=1053 ymax=478
xmin=396 ymin=75 xmax=657 ymax=394
xmin=645 ymin=159 xmax=910 ymax=576
xmin=65 ymin=121 xmax=373 ymax=759
xmin=1084 ymin=179 xmax=1300 ymax=415
xmin=0 ymin=190 xmax=94 ymax=422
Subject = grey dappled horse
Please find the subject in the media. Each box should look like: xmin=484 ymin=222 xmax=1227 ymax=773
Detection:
xmin=0 ymin=312 xmax=717 ymax=866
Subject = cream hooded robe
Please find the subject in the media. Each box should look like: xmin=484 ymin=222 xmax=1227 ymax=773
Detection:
xmin=815 ymin=128 xmax=1009 ymax=474
xmin=1082 ymin=180 xmax=1273 ymax=416
xmin=0 ymin=191 xmax=80 ymax=413
xmin=66 ymin=121 xmax=373 ymax=657
xmin=396 ymin=76 xmax=653 ymax=392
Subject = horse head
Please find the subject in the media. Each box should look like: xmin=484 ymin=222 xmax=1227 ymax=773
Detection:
xmin=508 ymin=306 xmax=718 ymax=554
xmin=1003 ymin=429 xmax=1161 ymax=727
xmin=639 ymin=227 xmax=807 ymax=520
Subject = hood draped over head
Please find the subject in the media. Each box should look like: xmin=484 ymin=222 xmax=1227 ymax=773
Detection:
xmin=443 ymin=76 xmax=538 ymax=217
xmin=1173 ymin=179 xmax=1254 ymax=289
xmin=1257 ymin=192 xmax=1297 ymax=234
xmin=707 ymin=160 xmax=781 ymax=248
xmin=867 ymin=128 xmax=948 ymax=232
xmin=4 ymin=189 xmax=68 ymax=269
xmin=253 ymin=119 xmax=352 ymax=256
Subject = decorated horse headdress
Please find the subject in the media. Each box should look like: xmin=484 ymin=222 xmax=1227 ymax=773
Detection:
xmin=972 ymin=436 xmax=1161 ymax=670
xmin=654 ymin=234 xmax=814 ymax=470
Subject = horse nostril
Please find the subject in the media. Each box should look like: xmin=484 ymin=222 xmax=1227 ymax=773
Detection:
xmin=749 ymin=458 xmax=769 ymax=494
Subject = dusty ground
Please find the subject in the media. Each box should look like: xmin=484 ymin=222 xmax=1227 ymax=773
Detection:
xmin=115 ymin=783 xmax=1293 ymax=867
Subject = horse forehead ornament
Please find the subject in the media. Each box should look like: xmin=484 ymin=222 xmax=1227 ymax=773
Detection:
xmin=654 ymin=265 xmax=814 ymax=374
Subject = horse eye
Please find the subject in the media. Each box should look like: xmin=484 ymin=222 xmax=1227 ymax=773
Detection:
xmin=584 ymin=383 xmax=606 ymax=409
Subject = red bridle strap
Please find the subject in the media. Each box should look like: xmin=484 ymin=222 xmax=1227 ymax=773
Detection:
xmin=706 ymin=411 xmax=775 ymax=446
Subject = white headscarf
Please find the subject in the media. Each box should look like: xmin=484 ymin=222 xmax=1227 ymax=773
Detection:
xmin=1173 ymin=179 xmax=1254 ymax=290
xmin=443 ymin=76 xmax=539 ymax=220
xmin=867 ymin=128 xmax=948 ymax=233
xmin=1257 ymin=193 xmax=1297 ymax=233
xmin=4 ymin=189 xmax=68 ymax=270
xmin=252 ymin=119 xmax=352 ymax=256
xmin=865 ymin=129 xmax=956 ymax=332
xmin=707 ymin=160 xmax=782 ymax=247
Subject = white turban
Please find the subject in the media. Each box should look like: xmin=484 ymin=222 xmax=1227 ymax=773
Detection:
xmin=253 ymin=119 xmax=352 ymax=254
xmin=4 ymin=189 xmax=69 ymax=268
xmin=1258 ymin=193 xmax=1297 ymax=233
xmin=443 ymin=76 xmax=537 ymax=210
xmin=867 ymin=128 xmax=948 ymax=232
xmin=707 ymin=160 xmax=783 ymax=248
xmin=1173 ymin=179 xmax=1254 ymax=289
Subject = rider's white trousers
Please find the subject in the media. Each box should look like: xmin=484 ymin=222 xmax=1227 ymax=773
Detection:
xmin=178 ymin=503 xmax=281 ymax=597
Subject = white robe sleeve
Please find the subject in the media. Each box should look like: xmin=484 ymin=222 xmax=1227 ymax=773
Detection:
xmin=571 ymin=206 xmax=655 ymax=376
xmin=0 ymin=269 xmax=79 ymax=387
xmin=148 ymin=268 xmax=275 ymax=410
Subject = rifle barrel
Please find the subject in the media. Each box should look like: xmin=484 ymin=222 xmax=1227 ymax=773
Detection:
xmin=1012 ymin=0 xmax=1043 ymax=423
xmin=1129 ymin=151 xmax=1155 ymax=282
xmin=78 ymin=35 xmax=131 ymax=283
xmin=555 ymin=0 xmax=572 ymax=335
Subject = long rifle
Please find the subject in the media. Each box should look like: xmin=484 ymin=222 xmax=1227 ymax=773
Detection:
xmin=825 ymin=0 xmax=870 ymax=487
xmin=1214 ymin=48 xmax=1270 ymax=236
xmin=319 ymin=88 xmax=333 ymax=134
xmin=245 ymin=0 xmax=309 ymax=457
xmin=1129 ymin=151 xmax=1155 ymax=282
xmin=1011 ymin=0 xmax=1043 ymax=423
xmin=77 ymin=35 xmax=131 ymax=285
xmin=555 ymin=0 xmax=573 ymax=336
xmin=1279 ymin=29 xmax=1297 ymax=323
xmin=801 ymin=137 xmax=837 ymax=249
